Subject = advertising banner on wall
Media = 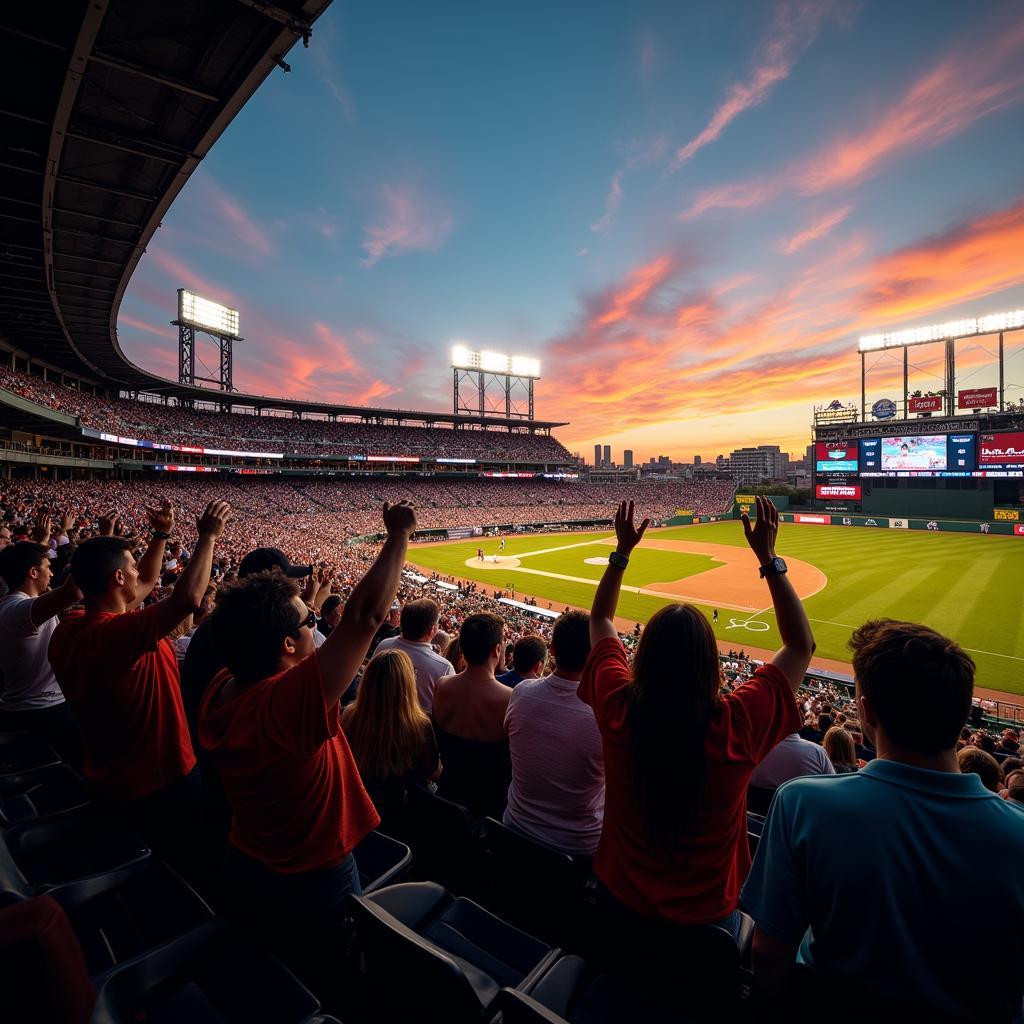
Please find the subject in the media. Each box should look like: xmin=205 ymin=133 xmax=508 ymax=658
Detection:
xmin=979 ymin=433 xmax=1024 ymax=466
xmin=994 ymin=508 xmax=1020 ymax=522
xmin=958 ymin=387 xmax=997 ymax=409
xmin=909 ymin=395 xmax=943 ymax=413
xmin=815 ymin=484 xmax=861 ymax=499
xmin=1016 ymin=524 xmax=1024 ymax=536
xmin=794 ymin=513 xmax=832 ymax=525
xmin=888 ymin=518 xmax=910 ymax=528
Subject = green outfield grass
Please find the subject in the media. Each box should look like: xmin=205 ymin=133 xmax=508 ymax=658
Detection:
xmin=409 ymin=523 xmax=1024 ymax=695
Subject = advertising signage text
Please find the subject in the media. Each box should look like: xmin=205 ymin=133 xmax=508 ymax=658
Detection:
xmin=816 ymin=484 xmax=861 ymax=499
xmin=957 ymin=387 xmax=997 ymax=409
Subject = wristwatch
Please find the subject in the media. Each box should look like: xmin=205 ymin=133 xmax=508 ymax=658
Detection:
xmin=759 ymin=556 xmax=787 ymax=578
xmin=609 ymin=551 xmax=630 ymax=570
xmin=152 ymin=530 xmax=171 ymax=541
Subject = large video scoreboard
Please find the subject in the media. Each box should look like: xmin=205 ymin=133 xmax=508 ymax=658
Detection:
xmin=816 ymin=431 xmax=1024 ymax=481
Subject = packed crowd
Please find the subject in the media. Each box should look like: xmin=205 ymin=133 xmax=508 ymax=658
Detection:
xmin=0 ymin=477 xmax=735 ymax=553
xmin=0 ymin=366 xmax=572 ymax=462
xmin=0 ymin=487 xmax=1021 ymax=1023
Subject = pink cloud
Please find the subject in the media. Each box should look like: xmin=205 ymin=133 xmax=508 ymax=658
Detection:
xmin=681 ymin=14 xmax=1024 ymax=218
xmin=310 ymin=16 xmax=356 ymax=123
xmin=201 ymin=178 xmax=274 ymax=256
xmin=670 ymin=0 xmax=847 ymax=171
xmin=778 ymin=205 xmax=853 ymax=254
xmin=361 ymin=184 xmax=454 ymax=267
xmin=145 ymin=249 xmax=238 ymax=307
xmin=117 ymin=314 xmax=176 ymax=339
xmin=638 ymin=30 xmax=657 ymax=85
xmin=591 ymin=170 xmax=624 ymax=234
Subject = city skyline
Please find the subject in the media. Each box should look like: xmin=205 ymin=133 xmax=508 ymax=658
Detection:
xmin=115 ymin=1 xmax=1024 ymax=462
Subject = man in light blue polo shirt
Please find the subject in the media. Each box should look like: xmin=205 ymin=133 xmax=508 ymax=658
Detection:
xmin=742 ymin=619 xmax=1024 ymax=1023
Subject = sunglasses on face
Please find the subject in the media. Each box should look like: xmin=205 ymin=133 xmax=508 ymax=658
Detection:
xmin=292 ymin=608 xmax=317 ymax=635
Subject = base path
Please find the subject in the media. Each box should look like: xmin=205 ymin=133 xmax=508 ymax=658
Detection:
xmin=461 ymin=536 xmax=827 ymax=613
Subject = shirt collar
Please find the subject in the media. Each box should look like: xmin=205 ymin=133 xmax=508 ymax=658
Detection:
xmin=859 ymin=758 xmax=994 ymax=799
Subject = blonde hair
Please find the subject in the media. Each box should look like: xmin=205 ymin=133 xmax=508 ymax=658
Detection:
xmin=342 ymin=649 xmax=430 ymax=781
xmin=444 ymin=636 xmax=466 ymax=672
xmin=822 ymin=725 xmax=856 ymax=766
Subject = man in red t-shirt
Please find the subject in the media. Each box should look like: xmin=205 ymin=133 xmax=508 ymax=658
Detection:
xmin=198 ymin=500 xmax=417 ymax=996
xmin=49 ymin=499 xmax=231 ymax=882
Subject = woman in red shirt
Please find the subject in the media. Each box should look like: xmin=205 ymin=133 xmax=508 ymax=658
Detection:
xmin=580 ymin=498 xmax=814 ymax=1006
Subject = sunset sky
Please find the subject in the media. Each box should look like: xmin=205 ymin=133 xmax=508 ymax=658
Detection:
xmin=118 ymin=0 xmax=1024 ymax=463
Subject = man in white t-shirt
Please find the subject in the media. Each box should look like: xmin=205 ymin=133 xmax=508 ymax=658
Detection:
xmin=750 ymin=732 xmax=835 ymax=790
xmin=375 ymin=598 xmax=453 ymax=713
xmin=504 ymin=610 xmax=604 ymax=856
xmin=0 ymin=537 xmax=85 ymax=767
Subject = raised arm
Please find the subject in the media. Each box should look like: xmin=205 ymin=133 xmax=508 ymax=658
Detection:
xmin=29 ymin=574 xmax=82 ymax=627
xmin=590 ymin=500 xmax=650 ymax=645
xmin=153 ymin=501 xmax=231 ymax=638
xmin=129 ymin=499 xmax=174 ymax=608
xmin=318 ymin=501 xmax=416 ymax=705
xmin=741 ymin=495 xmax=815 ymax=692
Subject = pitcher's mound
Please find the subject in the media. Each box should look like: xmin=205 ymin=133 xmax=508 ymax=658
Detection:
xmin=464 ymin=555 xmax=522 ymax=569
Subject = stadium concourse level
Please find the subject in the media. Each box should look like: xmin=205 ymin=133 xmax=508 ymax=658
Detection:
xmin=0 ymin=366 xmax=570 ymax=462
xmin=0 ymin=487 xmax=1021 ymax=1023
xmin=0 ymin=478 xmax=734 ymax=546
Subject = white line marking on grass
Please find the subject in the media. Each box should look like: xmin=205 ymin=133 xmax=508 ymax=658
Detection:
xmin=514 ymin=538 xmax=611 ymax=560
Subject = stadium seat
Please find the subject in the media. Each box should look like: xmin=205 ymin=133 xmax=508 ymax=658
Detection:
xmin=0 ymin=765 xmax=90 ymax=827
xmin=0 ymin=895 xmax=96 ymax=1024
xmin=352 ymin=828 xmax=412 ymax=894
xmin=0 ymin=806 xmax=149 ymax=897
xmin=0 ymin=732 xmax=61 ymax=778
xmin=90 ymin=920 xmax=322 ymax=1024
xmin=348 ymin=880 xmax=562 ymax=1024
xmin=403 ymin=783 xmax=486 ymax=893
xmin=51 ymin=861 xmax=214 ymax=976
xmin=746 ymin=811 xmax=765 ymax=858
xmin=487 ymin=955 xmax=613 ymax=1023
xmin=746 ymin=785 xmax=776 ymax=816
xmin=481 ymin=817 xmax=595 ymax=948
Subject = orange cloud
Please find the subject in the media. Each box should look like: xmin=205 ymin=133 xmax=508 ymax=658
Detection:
xmin=361 ymin=184 xmax=454 ymax=267
xmin=778 ymin=205 xmax=852 ymax=254
xmin=682 ymin=15 xmax=1024 ymax=218
xmin=145 ymin=249 xmax=237 ymax=308
xmin=544 ymin=195 xmax=1024 ymax=456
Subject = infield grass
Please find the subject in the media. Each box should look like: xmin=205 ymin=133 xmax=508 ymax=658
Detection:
xmin=408 ymin=523 xmax=1024 ymax=695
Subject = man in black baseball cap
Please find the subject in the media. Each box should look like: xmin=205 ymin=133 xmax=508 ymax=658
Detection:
xmin=237 ymin=548 xmax=312 ymax=580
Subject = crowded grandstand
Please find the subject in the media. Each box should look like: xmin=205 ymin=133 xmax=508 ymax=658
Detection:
xmin=0 ymin=1 xmax=1021 ymax=1023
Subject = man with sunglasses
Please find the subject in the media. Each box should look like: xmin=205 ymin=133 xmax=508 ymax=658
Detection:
xmin=198 ymin=500 xmax=417 ymax=1000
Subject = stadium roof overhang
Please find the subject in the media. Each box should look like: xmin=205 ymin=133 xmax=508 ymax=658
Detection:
xmin=2 ymin=2 xmax=568 ymax=432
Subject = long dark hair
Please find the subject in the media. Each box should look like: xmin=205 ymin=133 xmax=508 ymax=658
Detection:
xmin=628 ymin=604 xmax=721 ymax=846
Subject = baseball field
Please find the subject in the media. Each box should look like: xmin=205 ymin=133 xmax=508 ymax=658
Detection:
xmin=408 ymin=521 xmax=1024 ymax=697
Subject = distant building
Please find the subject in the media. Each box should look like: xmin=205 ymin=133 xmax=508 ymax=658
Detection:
xmin=594 ymin=444 xmax=601 ymax=468
xmin=658 ymin=455 xmax=669 ymax=465
xmin=728 ymin=445 xmax=790 ymax=486
xmin=694 ymin=455 xmax=702 ymax=466
xmin=603 ymin=444 xmax=611 ymax=467
xmin=624 ymin=449 xmax=633 ymax=468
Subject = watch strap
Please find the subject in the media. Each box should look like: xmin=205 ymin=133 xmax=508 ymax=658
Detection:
xmin=609 ymin=551 xmax=630 ymax=570
xmin=151 ymin=530 xmax=171 ymax=541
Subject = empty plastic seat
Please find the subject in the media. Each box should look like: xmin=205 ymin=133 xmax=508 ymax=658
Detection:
xmin=404 ymin=783 xmax=485 ymax=893
xmin=55 ymin=861 xmax=214 ymax=976
xmin=746 ymin=784 xmax=776 ymax=816
xmin=0 ymin=733 xmax=61 ymax=778
xmin=746 ymin=811 xmax=765 ymax=858
xmin=352 ymin=829 xmax=412 ymax=894
xmin=91 ymin=920 xmax=321 ymax=1024
xmin=488 ymin=955 xmax=611 ymax=1023
xmin=349 ymin=880 xmax=562 ymax=1024
xmin=0 ymin=765 xmax=90 ymax=827
xmin=482 ymin=817 xmax=594 ymax=947
xmin=0 ymin=807 xmax=149 ymax=897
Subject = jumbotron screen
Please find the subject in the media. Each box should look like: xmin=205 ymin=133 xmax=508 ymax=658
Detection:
xmin=879 ymin=435 xmax=947 ymax=471
xmin=815 ymin=441 xmax=858 ymax=473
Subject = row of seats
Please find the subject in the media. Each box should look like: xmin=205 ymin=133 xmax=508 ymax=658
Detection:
xmin=1 ymin=732 xmax=759 ymax=1022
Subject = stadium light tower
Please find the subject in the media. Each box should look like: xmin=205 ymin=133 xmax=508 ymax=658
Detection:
xmin=451 ymin=345 xmax=541 ymax=419
xmin=173 ymin=288 xmax=242 ymax=393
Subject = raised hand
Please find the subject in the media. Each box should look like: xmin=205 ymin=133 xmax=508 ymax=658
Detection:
xmin=613 ymin=500 xmax=650 ymax=554
xmin=98 ymin=510 xmax=119 ymax=537
xmin=196 ymin=500 xmax=231 ymax=540
xmin=382 ymin=500 xmax=417 ymax=539
xmin=145 ymin=498 xmax=174 ymax=535
xmin=32 ymin=511 xmax=52 ymax=545
xmin=741 ymin=494 xmax=779 ymax=564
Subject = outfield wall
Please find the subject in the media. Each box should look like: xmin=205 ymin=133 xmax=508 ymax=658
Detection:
xmin=777 ymin=511 xmax=1022 ymax=536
